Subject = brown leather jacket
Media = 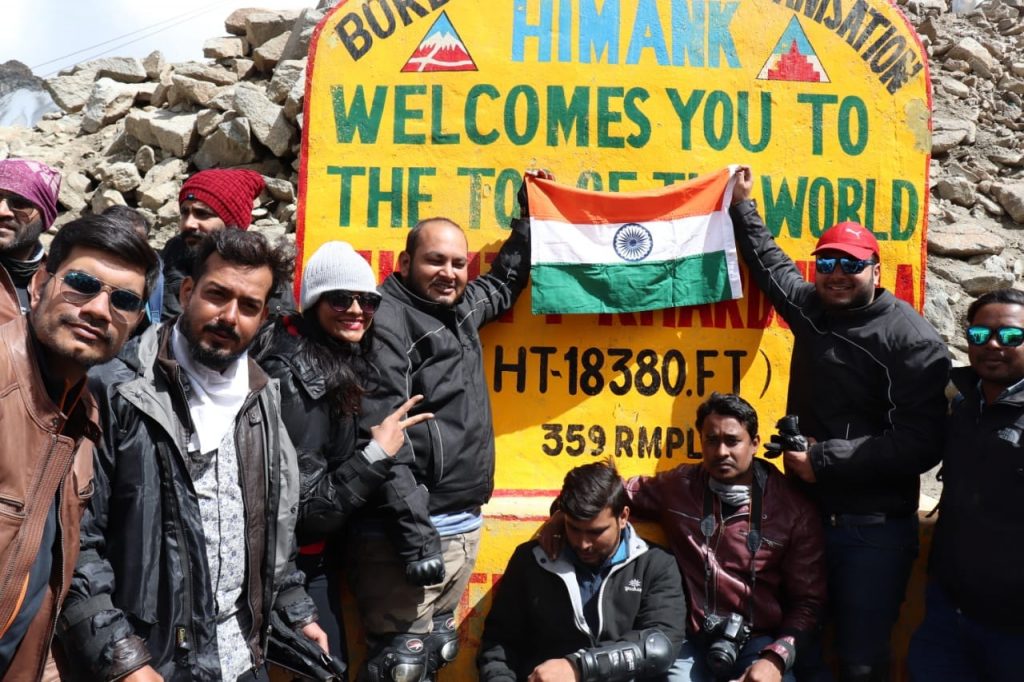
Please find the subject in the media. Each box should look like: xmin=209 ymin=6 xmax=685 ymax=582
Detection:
xmin=0 ymin=317 xmax=99 ymax=682
xmin=626 ymin=461 xmax=826 ymax=640
xmin=0 ymin=267 xmax=22 ymax=325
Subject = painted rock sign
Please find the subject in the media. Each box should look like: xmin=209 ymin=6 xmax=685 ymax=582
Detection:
xmin=299 ymin=0 xmax=928 ymax=672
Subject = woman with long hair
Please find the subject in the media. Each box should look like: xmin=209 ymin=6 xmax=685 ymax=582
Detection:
xmin=254 ymin=241 xmax=432 ymax=674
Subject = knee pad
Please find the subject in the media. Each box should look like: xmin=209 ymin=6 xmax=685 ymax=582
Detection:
xmin=424 ymin=613 xmax=459 ymax=673
xmin=362 ymin=633 xmax=429 ymax=682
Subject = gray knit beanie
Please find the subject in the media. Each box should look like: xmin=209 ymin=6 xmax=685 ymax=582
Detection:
xmin=300 ymin=241 xmax=378 ymax=311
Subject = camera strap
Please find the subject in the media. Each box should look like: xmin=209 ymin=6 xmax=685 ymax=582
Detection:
xmin=700 ymin=463 xmax=766 ymax=627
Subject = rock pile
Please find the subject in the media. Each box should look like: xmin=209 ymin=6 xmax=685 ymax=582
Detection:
xmin=0 ymin=6 xmax=324 ymax=250
xmin=901 ymin=0 xmax=1024 ymax=361
xmin=0 ymin=2 xmax=1021 ymax=364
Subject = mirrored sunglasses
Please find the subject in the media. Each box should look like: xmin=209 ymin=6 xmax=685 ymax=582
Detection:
xmin=58 ymin=270 xmax=145 ymax=319
xmin=966 ymin=325 xmax=1024 ymax=348
xmin=324 ymin=290 xmax=382 ymax=314
xmin=815 ymin=257 xmax=876 ymax=275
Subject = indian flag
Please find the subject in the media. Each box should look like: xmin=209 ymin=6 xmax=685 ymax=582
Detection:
xmin=528 ymin=168 xmax=743 ymax=315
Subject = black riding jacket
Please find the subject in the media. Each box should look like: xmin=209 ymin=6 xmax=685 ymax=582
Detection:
xmin=730 ymin=200 xmax=950 ymax=516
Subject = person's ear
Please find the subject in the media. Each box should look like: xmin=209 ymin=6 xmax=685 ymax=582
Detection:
xmin=398 ymin=251 xmax=411 ymax=278
xmin=180 ymin=277 xmax=195 ymax=308
xmin=28 ymin=267 xmax=52 ymax=311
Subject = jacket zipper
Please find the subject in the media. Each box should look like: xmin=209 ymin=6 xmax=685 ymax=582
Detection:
xmin=234 ymin=394 xmax=260 ymax=664
xmin=0 ymin=495 xmax=25 ymax=513
xmin=35 ymin=485 xmax=65 ymax=682
xmin=0 ymin=434 xmax=61 ymax=637
xmin=169 ymin=368 xmax=201 ymax=663
xmin=594 ymin=554 xmax=635 ymax=643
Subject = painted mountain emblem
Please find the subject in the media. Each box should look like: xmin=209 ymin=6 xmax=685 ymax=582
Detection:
xmin=757 ymin=17 xmax=830 ymax=83
xmin=401 ymin=12 xmax=477 ymax=73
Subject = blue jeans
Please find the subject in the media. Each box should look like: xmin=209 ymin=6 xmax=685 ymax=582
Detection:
xmin=907 ymin=582 xmax=1022 ymax=682
xmin=824 ymin=515 xmax=918 ymax=674
xmin=672 ymin=635 xmax=797 ymax=681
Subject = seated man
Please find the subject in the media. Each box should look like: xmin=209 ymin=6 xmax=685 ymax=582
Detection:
xmin=624 ymin=393 xmax=827 ymax=682
xmin=542 ymin=395 xmax=826 ymax=681
xmin=479 ymin=460 xmax=685 ymax=682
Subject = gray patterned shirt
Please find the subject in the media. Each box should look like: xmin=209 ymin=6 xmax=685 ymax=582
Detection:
xmin=187 ymin=426 xmax=252 ymax=681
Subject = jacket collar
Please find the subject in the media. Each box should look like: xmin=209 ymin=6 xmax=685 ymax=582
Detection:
xmin=531 ymin=522 xmax=649 ymax=575
xmin=381 ymin=273 xmax=459 ymax=317
xmin=149 ymin=320 xmax=270 ymax=395
xmin=824 ymin=288 xmax=895 ymax=321
xmin=951 ymin=364 xmax=1024 ymax=408
xmin=0 ymin=315 xmax=99 ymax=441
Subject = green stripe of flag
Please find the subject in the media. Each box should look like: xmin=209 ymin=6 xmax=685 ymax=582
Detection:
xmin=531 ymin=251 xmax=732 ymax=314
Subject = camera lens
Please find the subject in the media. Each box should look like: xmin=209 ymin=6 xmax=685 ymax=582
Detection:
xmin=706 ymin=641 xmax=738 ymax=677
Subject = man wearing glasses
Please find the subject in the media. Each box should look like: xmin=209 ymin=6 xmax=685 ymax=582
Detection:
xmin=728 ymin=167 xmax=950 ymax=682
xmin=908 ymin=288 xmax=1024 ymax=681
xmin=59 ymin=229 xmax=326 ymax=681
xmin=0 ymin=158 xmax=61 ymax=323
xmin=0 ymin=215 xmax=158 ymax=681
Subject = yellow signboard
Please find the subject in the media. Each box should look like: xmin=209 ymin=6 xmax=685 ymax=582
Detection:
xmin=298 ymin=0 xmax=929 ymax=675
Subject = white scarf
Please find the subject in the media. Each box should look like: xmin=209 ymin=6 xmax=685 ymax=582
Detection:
xmin=171 ymin=323 xmax=250 ymax=454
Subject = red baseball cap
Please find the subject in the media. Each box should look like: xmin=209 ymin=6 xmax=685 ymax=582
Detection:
xmin=812 ymin=222 xmax=879 ymax=260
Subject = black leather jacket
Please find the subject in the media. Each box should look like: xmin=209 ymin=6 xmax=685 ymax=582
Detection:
xmin=730 ymin=200 xmax=950 ymax=516
xmin=253 ymin=318 xmax=394 ymax=546
xmin=57 ymin=324 xmax=315 ymax=681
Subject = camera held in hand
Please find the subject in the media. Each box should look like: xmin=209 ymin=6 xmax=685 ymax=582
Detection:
xmin=764 ymin=414 xmax=808 ymax=459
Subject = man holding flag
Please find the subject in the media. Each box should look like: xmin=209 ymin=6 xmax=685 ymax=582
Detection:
xmin=728 ymin=166 xmax=949 ymax=682
xmin=349 ymin=171 xmax=545 ymax=681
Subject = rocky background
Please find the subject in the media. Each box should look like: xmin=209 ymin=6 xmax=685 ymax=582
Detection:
xmin=0 ymin=1 xmax=1022 ymax=368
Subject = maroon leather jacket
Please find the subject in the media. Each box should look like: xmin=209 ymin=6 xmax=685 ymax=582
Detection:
xmin=626 ymin=461 xmax=826 ymax=639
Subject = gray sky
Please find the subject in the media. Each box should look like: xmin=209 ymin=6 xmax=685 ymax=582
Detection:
xmin=3 ymin=1 xmax=317 ymax=77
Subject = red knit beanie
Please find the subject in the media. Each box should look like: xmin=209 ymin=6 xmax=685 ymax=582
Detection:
xmin=178 ymin=169 xmax=266 ymax=230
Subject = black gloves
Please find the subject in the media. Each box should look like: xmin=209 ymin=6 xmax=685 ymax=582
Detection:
xmin=405 ymin=554 xmax=445 ymax=586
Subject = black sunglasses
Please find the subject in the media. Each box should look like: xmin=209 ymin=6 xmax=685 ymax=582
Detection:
xmin=0 ymin=191 xmax=37 ymax=217
xmin=57 ymin=270 xmax=145 ymax=318
xmin=324 ymin=290 xmax=382 ymax=314
xmin=815 ymin=257 xmax=876 ymax=275
xmin=966 ymin=325 xmax=1024 ymax=348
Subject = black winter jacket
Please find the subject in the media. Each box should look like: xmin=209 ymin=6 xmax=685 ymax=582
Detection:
xmin=57 ymin=324 xmax=315 ymax=681
xmin=477 ymin=528 xmax=686 ymax=681
xmin=253 ymin=319 xmax=394 ymax=546
xmin=355 ymin=223 xmax=530 ymax=562
xmin=730 ymin=200 xmax=950 ymax=516
xmin=929 ymin=366 xmax=1024 ymax=631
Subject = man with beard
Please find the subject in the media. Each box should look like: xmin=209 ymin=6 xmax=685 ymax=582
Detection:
xmin=58 ymin=230 xmax=327 ymax=681
xmin=728 ymin=167 xmax=949 ymax=681
xmin=350 ymin=172 xmax=543 ymax=681
xmin=0 ymin=215 xmax=157 ymax=681
xmin=0 ymin=158 xmax=61 ymax=323
xmin=160 ymin=169 xmax=294 ymax=321
xmin=908 ymin=288 xmax=1024 ymax=681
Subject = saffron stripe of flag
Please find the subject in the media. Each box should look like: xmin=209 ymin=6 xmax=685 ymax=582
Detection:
xmin=528 ymin=168 xmax=742 ymax=315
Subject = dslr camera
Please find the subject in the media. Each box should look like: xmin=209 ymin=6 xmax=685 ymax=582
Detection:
xmin=764 ymin=414 xmax=808 ymax=459
xmin=702 ymin=612 xmax=752 ymax=680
